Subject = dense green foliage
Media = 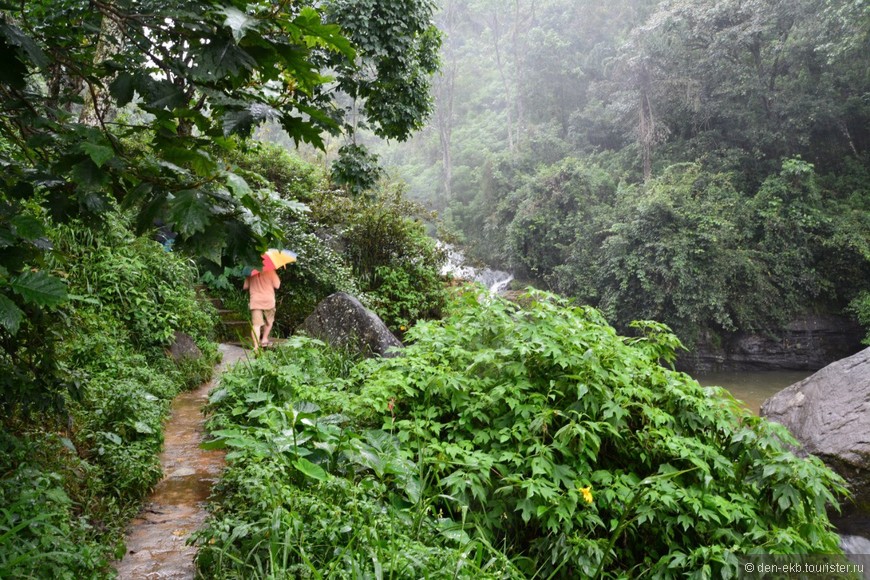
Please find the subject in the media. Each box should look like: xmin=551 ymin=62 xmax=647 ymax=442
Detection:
xmin=850 ymin=293 xmax=870 ymax=346
xmin=195 ymin=338 xmax=513 ymax=578
xmin=202 ymin=141 xmax=448 ymax=338
xmin=3 ymin=0 xmax=864 ymax=576
xmin=0 ymin=216 xmax=219 ymax=578
xmin=374 ymin=0 xmax=870 ymax=343
xmin=486 ymin=158 xmax=868 ymax=342
xmin=0 ymin=0 xmax=440 ymax=403
xmin=318 ymin=184 xmax=447 ymax=332
xmin=0 ymin=0 xmax=440 ymax=575
xmin=272 ymin=182 xmax=448 ymax=335
xmin=197 ymin=290 xmax=847 ymax=578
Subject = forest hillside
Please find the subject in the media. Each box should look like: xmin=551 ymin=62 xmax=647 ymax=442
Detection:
xmin=370 ymin=0 xmax=870 ymax=347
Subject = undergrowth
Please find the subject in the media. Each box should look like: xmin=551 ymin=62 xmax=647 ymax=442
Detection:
xmin=195 ymin=288 xmax=847 ymax=578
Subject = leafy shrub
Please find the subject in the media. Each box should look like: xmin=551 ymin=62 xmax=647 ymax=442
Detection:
xmin=54 ymin=216 xmax=218 ymax=351
xmin=273 ymin=223 xmax=360 ymax=334
xmin=0 ymin=214 xmax=220 ymax=577
xmin=223 ymin=140 xmax=327 ymax=204
xmin=0 ymin=199 xmax=70 ymax=416
xmin=506 ymin=157 xmax=616 ymax=289
xmin=0 ymin=433 xmax=108 ymax=579
xmin=472 ymin=156 xmax=870 ymax=348
xmin=368 ymin=261 xmax=445 ymax=333
xmin=197 ymin=290 xmax=846 ymax=578
xmin=355 ymin=289 xmax=847 ymax=577
xmin=325 ymin=184 xmax=448 ymax=331
xmin=195 ymin=338 xmax=513 ymax=578
xmin=595 ymin=163 xmax=773 ymax=340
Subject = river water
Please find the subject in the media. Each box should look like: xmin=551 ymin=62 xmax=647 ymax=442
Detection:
xmin=694 ymin=370 xmax=813 ymax=414
xmin=439 ymin=243 xmax=513 ymax=293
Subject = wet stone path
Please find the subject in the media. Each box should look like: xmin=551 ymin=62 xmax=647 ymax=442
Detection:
xmin=114 ymin=343 xmax=248 ymax=579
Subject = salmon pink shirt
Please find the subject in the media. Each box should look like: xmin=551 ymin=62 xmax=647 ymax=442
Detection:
xmin=243 ymin=270 xmax=280 ymax=310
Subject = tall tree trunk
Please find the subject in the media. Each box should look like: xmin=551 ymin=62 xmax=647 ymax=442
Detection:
xmin=436 ymin=0 xmax=460 ymax=201
xmin=509 ymin=0 xmax=533 ymax=151
xmin=437 ymin=67 xmax=455 ymax=201
xmin=79 ymin=9 xmax=124 ymax=127
xmin=638 ymin=64 xmax=654 ymax=181
xmin=489 ymin=11 xmax=515 ymax=153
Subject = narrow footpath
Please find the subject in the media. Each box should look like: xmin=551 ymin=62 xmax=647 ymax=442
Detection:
xmin=114 ymin=343 xmax=248 ymax=579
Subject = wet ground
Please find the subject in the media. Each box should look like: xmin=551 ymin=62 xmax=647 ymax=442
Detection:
xmin=113 ymin=343 xmax=249 ymax=580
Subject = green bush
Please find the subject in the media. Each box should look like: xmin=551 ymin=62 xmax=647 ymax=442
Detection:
xmin=223 ymin=140 xmax=327 ymax=204
xmin=0 ymin=214 xmax=220 ymax=577
xmin=273 ymin=224 xmax=359 ymax=334
xmin=196 ymin=290 xmax=846 ymax=578
xmin=594 ymin=163 xmax=776 ymax=341
xmin=0 ymin=434 xmax=107 ymax=579
xmin=467 ymin=155 xmax=870 ymax=348
xmin=849 ymin=291 xmax=870 ymax=345
xmin=356 ymin=289 xmax=847 ymax=577
xmin=55 ymin=217 xmax=218 ymax=352
xmin=330 ymin=184 xmax=447 ymax=332
xmin=195 ymin=338 xmax=513 ymax=578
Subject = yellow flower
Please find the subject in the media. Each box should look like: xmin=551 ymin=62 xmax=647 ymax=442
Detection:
xmin=579 ymin=486 xmax=593 ymax=504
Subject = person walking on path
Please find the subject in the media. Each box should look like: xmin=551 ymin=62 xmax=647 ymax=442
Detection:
xmin=243 ymin=268 xmax=280 ymax=349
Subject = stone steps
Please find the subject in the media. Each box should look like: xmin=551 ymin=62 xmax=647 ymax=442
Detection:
xmin=195 ymin=286 xmax=251 ymax=342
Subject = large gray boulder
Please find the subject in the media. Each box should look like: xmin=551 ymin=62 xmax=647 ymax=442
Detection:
xmin=298 ymin=292 xmax=403 ymax=358
xmin=760 ymin=347 xmax=870 ymax=508
xmin=167 ymin=330 xmax=202 ymax=361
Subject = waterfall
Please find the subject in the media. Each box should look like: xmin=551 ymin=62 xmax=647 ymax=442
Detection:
xmin=439 ymin=243 xmax=514 ymax=294
xmin=841 ymin=534 xmax=870 ymax=556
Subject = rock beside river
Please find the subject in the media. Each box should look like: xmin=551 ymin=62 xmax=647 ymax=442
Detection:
xmin=683 ymin=315 xmax=863 ymax=372
xmin=760 ymin=347 xmax=870 ymax=509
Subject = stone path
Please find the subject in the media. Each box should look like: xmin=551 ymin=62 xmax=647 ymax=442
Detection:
xmin=113 ymin=343 xmax=248 ymax=579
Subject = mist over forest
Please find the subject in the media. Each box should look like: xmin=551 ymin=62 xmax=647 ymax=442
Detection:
xmin=368 ymin=0 xmax=870 ymax=346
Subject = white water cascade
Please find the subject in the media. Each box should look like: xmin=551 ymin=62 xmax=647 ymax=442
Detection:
xmin=439 ymin=243 xmax=513 ymax=294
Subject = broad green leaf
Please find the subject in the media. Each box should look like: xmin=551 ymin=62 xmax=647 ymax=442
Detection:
xmin=222 ymin=104 xmax=280 ymax=136
xmin=0 ymin=37 xmax=28 ymax=89
xmin=168 ymin=190 xmax=212 ymax=236
xmin=209 ymin=387 xmax=229 ymax=404
xmin=10 ymin=214 xmax=45 ymax=240
xmin=140 ymin=78 xmax=186 ymax=111
xmin=294 ymin=7 xmax=355 ymax=60
xmin=0 ymin=227 xmax=14 ymax=248
xmin=244 ymin=391 xmax=270 ymax=403
xmin=163 ymin=147 xmax=218 ymax=176
xmin=0 ymin=23 xmax=49 ymax=68
xmin=293 ymin=457 xmax=328 ymax=481
xmin=196 ymin=41 xmax=256 ymax=82
xmin=109 ymin=71 xmax=136 ymax=106
xmin=80 ymin=142 xmax=115 ymax=168
xmin=103 ymin=432 xmax=123 ymax=445
xmin=132 ymin=421 xmax=154 ymax=435
xmin=9 ymin=270 xmax=67 ymax=307
xmin=0 ymin=293 xmax=24 ymax=334
xmin=225 ymin=172 xmax=252 ymax=198
xmin=221 ymin=6 xmax=257 ymax=44
xmin=200 ymin=438 xmax=227 ymax=451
